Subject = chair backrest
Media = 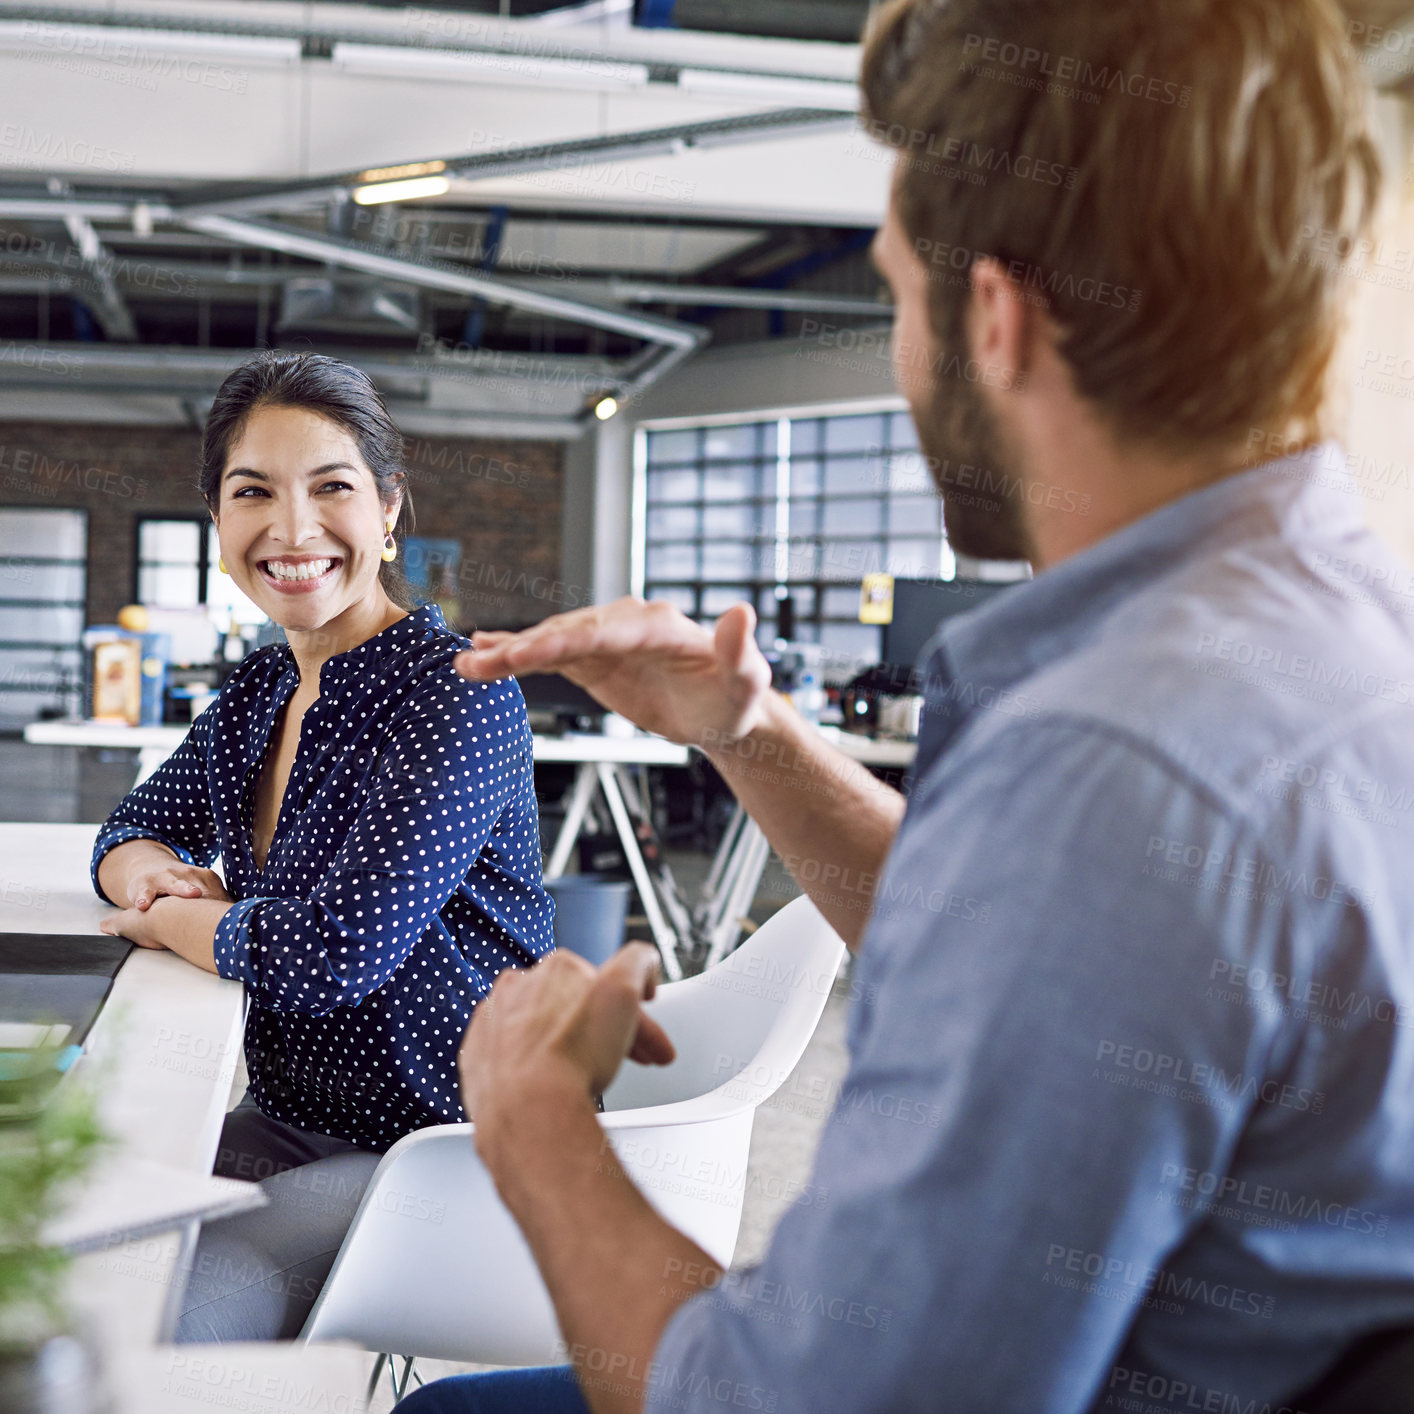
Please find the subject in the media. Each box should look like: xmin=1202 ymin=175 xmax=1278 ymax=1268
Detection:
xmin=302 ymin=895 xmax=846 ymax=1367
xmin=601 ymin=894 xmax=846 ymax=1113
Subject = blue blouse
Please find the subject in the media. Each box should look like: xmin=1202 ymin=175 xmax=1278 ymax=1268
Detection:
xmin=91 ymin=602 xmax=555 ymax=1150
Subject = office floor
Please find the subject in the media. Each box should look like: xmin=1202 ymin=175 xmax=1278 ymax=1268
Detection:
xmin=2 ymin=738 xmax=856 ymax=1408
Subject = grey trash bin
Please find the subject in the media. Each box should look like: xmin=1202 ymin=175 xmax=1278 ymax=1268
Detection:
xmin=544 ymin=876 xmax=632 ymax=966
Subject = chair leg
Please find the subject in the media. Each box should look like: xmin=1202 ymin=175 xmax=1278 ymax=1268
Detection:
xmin=366 ymin=1354 xmax=388 ymax=1408
xmin=390 ymin=1356 xmax=420 ymax=1401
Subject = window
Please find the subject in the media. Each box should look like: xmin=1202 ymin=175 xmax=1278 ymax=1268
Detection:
xmin=638 ymin=409 xmax=952 ymax=670
xmin=137 ymin=518 xmax=206 ymax=608
xmin=0 ymin=508 xmax=87 ymax=729
xmin=136 ymin=518 xmax=265 ymax=627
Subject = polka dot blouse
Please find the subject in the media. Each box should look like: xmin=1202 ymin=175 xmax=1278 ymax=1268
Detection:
xmin=90 ymin=603 xmax=555 ymax=1151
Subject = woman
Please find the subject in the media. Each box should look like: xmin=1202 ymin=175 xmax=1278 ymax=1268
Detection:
xmin=91 ymin=349 xmax=554 ymax=1341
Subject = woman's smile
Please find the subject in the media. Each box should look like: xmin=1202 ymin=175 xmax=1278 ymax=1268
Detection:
xmin=255 ymin=553 xmax=345 ymax=595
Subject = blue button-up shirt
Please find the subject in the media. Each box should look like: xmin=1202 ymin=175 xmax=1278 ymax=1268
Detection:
xmin=92 ymin=603 xmax=554 ymax=1150
xmin=650 ymin=447 xmax=1414 ymax=1412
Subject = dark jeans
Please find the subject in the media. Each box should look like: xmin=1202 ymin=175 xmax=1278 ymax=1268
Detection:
xmin=175 ymin=1094 xmax=382 ymax=1343
xmin=397 ymin=1367 xmax=589 ymax=1413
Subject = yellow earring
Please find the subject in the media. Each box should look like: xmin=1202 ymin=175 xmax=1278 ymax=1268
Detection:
xmin=381 ymin=523 xmax=397 ymax=564
xmin=218 ymin=555 xmax=228 ymax=575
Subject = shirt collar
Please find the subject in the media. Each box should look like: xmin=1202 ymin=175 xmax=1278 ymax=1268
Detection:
xmin=915 ymin=444 xmax=1364 ymax=763
xmin=278 ymin=601 xmax=446 ymax=692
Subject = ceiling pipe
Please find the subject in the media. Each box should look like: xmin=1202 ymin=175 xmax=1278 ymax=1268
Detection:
xmin=168 ymin=107 xmax=855 ymax=221
xmin=0 ymin=195 xmax=165 ymax=222
xmin=564 ymin=276 xmax=887 ymax=316
xmin=0 ymin=340 xmax=620 ymax=385
xmin=60 ymin=212 xmax=138 ymax=340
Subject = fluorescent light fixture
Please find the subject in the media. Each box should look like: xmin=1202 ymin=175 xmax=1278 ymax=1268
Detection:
xmin=332 ymin=41 xmax=649 ymax=91
xmin=353 ymin=176 xmax=452 ymax=205
xmin=0 ymin=20 xmax=301 ymax=67
xmin=676 ymin=68 xmax=858 ymax=112
xmin=357 ymin=161 xmax=448 ymax=184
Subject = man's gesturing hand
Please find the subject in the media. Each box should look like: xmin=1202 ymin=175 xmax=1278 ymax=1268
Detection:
xmin=452 ymin=596 xmax=773 ymax=749
xmin=458 ymin=944 xmax=677 ymax=1140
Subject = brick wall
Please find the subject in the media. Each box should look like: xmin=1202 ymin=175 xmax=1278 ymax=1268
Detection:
xmin=0 ymin=422 xmax=565 ymax=630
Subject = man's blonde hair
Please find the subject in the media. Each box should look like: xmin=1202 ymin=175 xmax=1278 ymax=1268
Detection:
xmin=861 ymin=0 xmax=1382 ymax=451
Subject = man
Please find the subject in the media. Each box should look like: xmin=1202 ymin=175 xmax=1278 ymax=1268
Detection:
xmin=405 ymin=0 xmax=1414 ymax=1409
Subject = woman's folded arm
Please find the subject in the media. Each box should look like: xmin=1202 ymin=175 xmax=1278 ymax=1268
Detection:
xmin=91 ymin=710 xmax=221 ymax=903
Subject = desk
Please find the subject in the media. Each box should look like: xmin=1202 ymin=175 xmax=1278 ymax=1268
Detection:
xmin=0 ymin=823 xmax=366 ymax=1411
xmin=24 ymin=720 xmax=195 ymax=788
xmin=697 ymin=729 xmax=917 ymax=968
xmin=818 ymin=725 xmax=918 ymax=770
xmin=536 ymin=733 xmax=691 ymax=979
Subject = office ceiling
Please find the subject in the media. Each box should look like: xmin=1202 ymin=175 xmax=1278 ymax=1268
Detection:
xmin=0 ymin=0 xmax=1407 ymax=435
xmin=0 ymin=0 xmax=891 ymax=433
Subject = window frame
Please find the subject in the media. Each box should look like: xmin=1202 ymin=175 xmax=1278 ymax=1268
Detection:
xmin=134 ymin=514 xmax=213 ymax=610
xmin=635 ymin=400 xmax=951 ymax=670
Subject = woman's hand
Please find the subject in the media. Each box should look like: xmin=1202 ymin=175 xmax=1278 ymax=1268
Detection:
xmin=123 ymin=861 xmax=232 ymax=912
xmin=99 ymin=896 xmax=171 ymax=949
xmin=98 ymin=893 xmax=229 ymax=974
xmin=453 ymin=597 xmax=774 ymax=749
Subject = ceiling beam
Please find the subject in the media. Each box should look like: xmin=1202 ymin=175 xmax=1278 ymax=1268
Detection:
xmin=509 ymin=275 xmax=888 ymax=316
xmin=60 ymin=213 xmax=138 ymax=340
xmin=0 ymin=0 xmax=861 ymax=83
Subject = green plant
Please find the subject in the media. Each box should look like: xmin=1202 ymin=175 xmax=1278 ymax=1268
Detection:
xmin=0 ymin=1047 xmax=108 ymax=1353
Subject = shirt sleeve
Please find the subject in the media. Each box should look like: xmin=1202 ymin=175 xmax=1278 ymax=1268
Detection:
xmin=90 ymin=707 xmax=220 ymax=904
xmin=647 ymin=718 xmax=1306 ymax=1414
xmin=211 ymin=665 xmax=532 ymax=1015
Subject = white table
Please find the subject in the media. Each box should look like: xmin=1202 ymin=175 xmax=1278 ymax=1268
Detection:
xmin=24 ymin=720 xmax=195 ymax=788
xmin=0 ymin=823 xmax=367 ymax=1411
xmin=818 ymin=725 xmax=918 ymax=770
xmin=697 ymin=727 xmax=917 ymax=967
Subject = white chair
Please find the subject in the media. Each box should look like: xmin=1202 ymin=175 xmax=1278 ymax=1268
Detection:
xmin=301 ymin=895 xmax=845 ymax=1382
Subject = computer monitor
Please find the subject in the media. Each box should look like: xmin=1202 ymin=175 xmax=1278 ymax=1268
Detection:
xmin=881 ymin=579 xmax=1016 ymax=675
xmin=516 ymin=671 xmax=606 ymax=725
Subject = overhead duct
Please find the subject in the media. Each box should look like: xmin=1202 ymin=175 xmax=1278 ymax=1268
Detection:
xmin=278 ymin=276 xmax=422 ymax=338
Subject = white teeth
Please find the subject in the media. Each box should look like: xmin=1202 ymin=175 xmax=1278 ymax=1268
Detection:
xmin=264 ymin=558 xmax=335 ymax=582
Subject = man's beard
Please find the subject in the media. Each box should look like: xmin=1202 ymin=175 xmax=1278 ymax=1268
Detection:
xmin=911 ymin=363 xmax=1033 ymax=563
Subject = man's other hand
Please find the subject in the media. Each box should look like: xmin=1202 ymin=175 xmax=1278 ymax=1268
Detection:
xmin=458 ymin=943 xmax=677 ymax=1131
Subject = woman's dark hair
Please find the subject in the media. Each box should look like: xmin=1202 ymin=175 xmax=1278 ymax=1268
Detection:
xmin=199 ymin=350 xmax=420 ymax=611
